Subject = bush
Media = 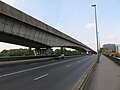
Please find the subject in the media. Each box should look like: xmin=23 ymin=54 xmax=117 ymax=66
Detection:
xmin=0 ymin=49 xmax=34 ymax=56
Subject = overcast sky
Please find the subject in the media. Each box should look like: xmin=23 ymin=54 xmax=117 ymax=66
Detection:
xmin=0 ymin=0 xmax=120 ymax=51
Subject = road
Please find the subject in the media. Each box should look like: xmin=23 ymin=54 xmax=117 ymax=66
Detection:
xmin=0 ymin=55 xmax=97 ymax=90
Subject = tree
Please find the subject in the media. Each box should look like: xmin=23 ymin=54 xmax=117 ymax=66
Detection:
xmin=0 ymin=48 xmax=34 ymax=56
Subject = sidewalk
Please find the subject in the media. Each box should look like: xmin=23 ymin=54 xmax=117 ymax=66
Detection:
xmin=91 ymin=55 xmax=120 ymax=90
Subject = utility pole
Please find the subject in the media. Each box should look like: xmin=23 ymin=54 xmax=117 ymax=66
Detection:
xmin=92 ymin=4 xmax=100 ymax=62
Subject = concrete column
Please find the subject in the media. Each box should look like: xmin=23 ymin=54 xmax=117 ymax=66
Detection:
xmin=34 ymin=48 xmax=52 ymax=56
xmin=39 ymin=49 xmax=42 ymax=55
xmin=60 ymin=47 xmax=64 ymax=54
xmin=34 ymin=48 xmax=40 ymax=56
xmin=44 ymin=49 xmax=47 ymax=55
xmin=43 ymin=49 xmax=45 ymax=55
xmin=38 ymin=49 xmax=40 ymax=55
xmin=39 ymin=49 xmax=42 ymax=56
xmin=39 ymin=48 xmax=46 ymax=56
xmin=29 ymin=47 xmax=32 ymax=55
xmin=33 ymin=49 xmax=37 ymax=56
xmin=46 ymin=48 xmax=52 ymax=55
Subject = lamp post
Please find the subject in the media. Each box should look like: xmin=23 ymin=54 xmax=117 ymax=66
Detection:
xmin=92 ymin=4 xmax=99 ymax=62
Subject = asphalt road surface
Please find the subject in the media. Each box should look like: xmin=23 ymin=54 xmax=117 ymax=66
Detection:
xmin=0 ymin=55 xmax=97 ymax=90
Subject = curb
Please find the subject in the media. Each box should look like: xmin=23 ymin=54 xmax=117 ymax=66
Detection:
xmin=72 ymin=58 xmax=97 ymax=90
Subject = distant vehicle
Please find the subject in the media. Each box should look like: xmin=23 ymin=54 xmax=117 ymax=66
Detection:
xmin=58 ymin=54 xmax=65 ymax=60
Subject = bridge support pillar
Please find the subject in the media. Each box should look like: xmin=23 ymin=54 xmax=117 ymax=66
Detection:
xmin=34 ymin=48 xmax=52 ymax=56
xmin=60 ymin=47 xmax=65 ymax=54
xmin=46 ymin=48 xmax=53 ymax=55
xmin=29 ymin=47 xmax=32 ymax=55
xmin=34 ymin=48 xmax=40 ymax=56
xmin=40 ymin=49 xmax=46 ymax=56
xmin=33 ymin=49 xmax=37 ymax=56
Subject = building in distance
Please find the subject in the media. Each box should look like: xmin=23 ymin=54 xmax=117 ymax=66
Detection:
xmin=103 ymin=44 xmax=116 ymax=52
xmin=116 ymin=44 xmax=120 ymax=53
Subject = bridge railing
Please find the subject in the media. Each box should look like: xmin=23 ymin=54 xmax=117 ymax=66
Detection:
xmin=104 ymin=55 xmax=120 ymax=66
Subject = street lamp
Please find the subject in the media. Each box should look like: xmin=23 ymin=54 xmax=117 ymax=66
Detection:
xmin=92 ymin=4 xmax=100 ymax=62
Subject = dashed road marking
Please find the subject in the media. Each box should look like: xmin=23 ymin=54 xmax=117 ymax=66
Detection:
xmin=77 ymin=61 xmax=81 ymax=62
xmin=0 ymin=56 xmax=84 ymax=78
xmin=30 ymin=63 xmax=38 ymax=65
xmin=34 ymin=74 xmax=48 ymax=81
xmin=66 ymin=64 xmax=71 ymax=67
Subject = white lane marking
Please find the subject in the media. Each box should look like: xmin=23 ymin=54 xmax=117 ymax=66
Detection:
xmin=77 ymin=61 xmax=81 ymax=62
xmin=30 ymin=63 xmax=38 ymax=65
xmin=0 ymin=57 xmax=82 ymax=78
xmin=66 ymin=64 xmax=71 ymax=67
xmin=34 ymin=74 xmax=48 ymax=81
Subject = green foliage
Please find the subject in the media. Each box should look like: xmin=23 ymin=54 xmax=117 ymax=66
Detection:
xmin=100 ymin=48 xmax=111 ymax=54
xmin=0 ymin=48 xmax=81 ymax=56
xmin=100 ymin=48 xmax=120 ymax=58
xmin=0 ymin=48 xmax=34 ymax=56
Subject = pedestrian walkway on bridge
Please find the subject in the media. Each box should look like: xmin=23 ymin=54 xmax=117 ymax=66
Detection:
xmin=90 ymin=55 xmax=120 ymax=90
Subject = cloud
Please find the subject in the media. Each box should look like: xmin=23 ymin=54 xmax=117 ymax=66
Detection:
xmin=106 ymin=35 xmax=116 ymax=40
xmin=107 ymin=35 xmax=120 ymax=43
xmin=85 ymin=23 xmax=95 ymax=30
xmin=102 ymin=34 xmax=120 ymax=45
xmin=1 ymin=0 xmax=16 ymax=6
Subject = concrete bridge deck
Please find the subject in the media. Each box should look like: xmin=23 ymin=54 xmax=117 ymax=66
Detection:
xmin=0 ymin=1 xmax=96 ymax=53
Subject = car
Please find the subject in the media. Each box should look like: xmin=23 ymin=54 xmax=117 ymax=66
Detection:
xmin=58 ymin=54 xmax=65 ymax=60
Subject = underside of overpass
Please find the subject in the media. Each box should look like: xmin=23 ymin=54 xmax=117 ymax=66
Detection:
xmin=0 ymin=31 xmax=87 ymax=53
xmin=0 ymin=31 xmax=50 ymax=48
xmin=0 ymin=1 xmax=96 ymax=54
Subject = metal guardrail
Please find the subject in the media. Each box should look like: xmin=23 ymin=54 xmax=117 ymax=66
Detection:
xmin=72 ymin=57 xmax=97 ymax=90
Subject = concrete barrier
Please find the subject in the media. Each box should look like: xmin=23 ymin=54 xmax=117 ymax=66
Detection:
xmin=0 ymin=55 xmax=84 ymax=67
xmin=72 ymin=57 xmax=97 ymax=90
xmin=0 ymin=55 xmax=57 ymax=62
xmin=105 ymin=55 xmax=120 ymax=66
xmin=0 ymin=57 xmax=55 ymax=67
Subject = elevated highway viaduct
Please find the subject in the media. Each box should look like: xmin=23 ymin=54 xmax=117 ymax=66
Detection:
xmin=0 ymin=1 xmax=96 ymax=55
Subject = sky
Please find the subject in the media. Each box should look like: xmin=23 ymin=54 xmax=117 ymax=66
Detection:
xmin=0 ymin=0 xmax=120 ymax=51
